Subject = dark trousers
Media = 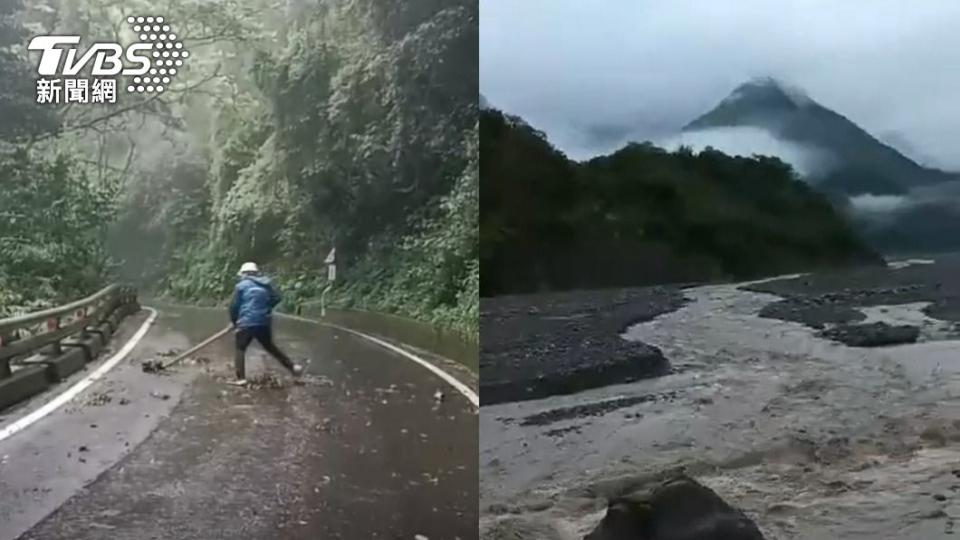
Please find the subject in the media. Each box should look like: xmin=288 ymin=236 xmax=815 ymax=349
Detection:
xmin=235 ymin=325 xmax=294 ymax=379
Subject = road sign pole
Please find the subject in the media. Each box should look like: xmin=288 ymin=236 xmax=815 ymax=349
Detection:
xmin=321 ymin=247 xmax=336 ymax=318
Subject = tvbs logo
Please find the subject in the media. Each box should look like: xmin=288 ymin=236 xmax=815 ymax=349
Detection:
xmin=29 ymin=15 xmax=189 ymax=104
xmin=29 ymin=36 xmax=153 ymax=76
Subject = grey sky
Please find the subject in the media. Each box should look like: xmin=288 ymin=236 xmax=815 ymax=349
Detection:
xmin=480 ymin=0 xmax=960 ymax=168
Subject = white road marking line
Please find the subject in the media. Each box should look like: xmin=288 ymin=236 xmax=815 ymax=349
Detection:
xmin=281 ymin=313 xmax=479 ymax=408
xmin=0 ymin=308 xmax=159 ymax=444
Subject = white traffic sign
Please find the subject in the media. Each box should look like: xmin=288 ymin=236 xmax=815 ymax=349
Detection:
xmin=328 ymin=264 xmax=336 ymax=282
xmin=324 ymin=247 xmax=336 ymax=264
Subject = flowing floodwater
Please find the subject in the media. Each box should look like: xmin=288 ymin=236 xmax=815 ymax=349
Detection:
xmin=480 ymin=268 xmax=960 ymax=539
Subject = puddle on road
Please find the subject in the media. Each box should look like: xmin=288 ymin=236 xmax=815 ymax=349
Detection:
xmin=481 ymin=280 xmax=960 ymax=540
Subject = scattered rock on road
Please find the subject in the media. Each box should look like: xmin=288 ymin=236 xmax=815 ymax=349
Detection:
xmin=247 ymin=373 xmax=284 ymax=390
xmin=185 ymin=356 xmax=211 ymax=366
xmin=86 ymin=392 xmax=113 ymax=406
xmin=141 ymin=359 xmax=166 ymax=374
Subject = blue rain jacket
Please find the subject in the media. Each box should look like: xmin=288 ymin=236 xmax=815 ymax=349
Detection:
xmin=229 ymin=275 xmax=281 ymax=328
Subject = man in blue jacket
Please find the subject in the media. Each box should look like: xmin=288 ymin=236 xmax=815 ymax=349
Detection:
xmin=228 ymin=262 xmax=303 ymax=385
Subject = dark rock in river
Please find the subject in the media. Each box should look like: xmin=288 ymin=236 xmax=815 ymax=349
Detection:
xmin=820 ymin=322 xmax=920 ymax=347
xmin=521 ymin=391 xmax=678 ymax=426
xmin=584 ymin=476 xmax=765 ymax=540
xmin=818 ymin=322 xmax=920 ymax=347
xmin=757 ymin=298 xmax=865 ymax=329
xmin=743 ymin=258 xmax=960 ymax=347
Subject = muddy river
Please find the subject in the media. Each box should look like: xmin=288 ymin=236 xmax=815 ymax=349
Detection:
xmin=481 ymin=261 xmax=960 ymax=539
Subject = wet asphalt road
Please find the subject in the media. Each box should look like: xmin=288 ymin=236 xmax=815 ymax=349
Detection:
xmin=0 ymin=305 xmax=477 ymax=540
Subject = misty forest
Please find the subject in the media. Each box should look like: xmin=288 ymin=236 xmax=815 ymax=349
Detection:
xmin=481 ymin=107 xmax=879 ymax=296
xmin=481 ymin=76 xmax=960 ymax=296
xmin=0 ymin=0 xmax=478 ymax=335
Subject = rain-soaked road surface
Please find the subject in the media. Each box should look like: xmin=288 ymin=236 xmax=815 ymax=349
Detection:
xmin=481 ymin=264 xmax=960 ymax=540
xmin=0 ymin=304 xmax=477 ymax=540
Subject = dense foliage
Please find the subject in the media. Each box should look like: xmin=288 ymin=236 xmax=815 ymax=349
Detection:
xmin=0 ymin=0 xmax=113 ymax=316
xmin=110 ymin=0 xmax=478 ymax=334
xmin=0 ymin=151 xmax=115 ymax=313
xmin=481 ymin=108 xmax=880 ymax=296
xmin=0 ymin=0 xmax=59 ymax=141
xmin=0 ymin=0 xmax=477 ymax=336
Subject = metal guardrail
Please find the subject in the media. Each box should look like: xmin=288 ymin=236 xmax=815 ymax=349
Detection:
xmin=0 ymin=284 xmax=138 ymax=378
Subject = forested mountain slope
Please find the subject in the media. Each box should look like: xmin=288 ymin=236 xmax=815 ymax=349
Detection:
xmin=481 ymin=108 xmax=880 ymax=296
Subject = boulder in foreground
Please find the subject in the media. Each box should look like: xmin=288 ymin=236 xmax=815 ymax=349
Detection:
xmin=585 ymin=476 xmax=765 ymax=540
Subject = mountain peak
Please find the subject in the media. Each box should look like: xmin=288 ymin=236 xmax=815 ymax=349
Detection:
xmin=721 ymin=77 xmax=813 ymax=109
xmin=685 ymin=77 xmax=957 ymax=194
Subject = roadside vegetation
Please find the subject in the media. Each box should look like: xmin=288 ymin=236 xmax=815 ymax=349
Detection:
xmin=0 ymin=0 xmax=477 ymax=335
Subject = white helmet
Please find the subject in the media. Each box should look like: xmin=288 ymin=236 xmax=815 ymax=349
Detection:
xmin=238 ymin=261 xmax=259 ymax=276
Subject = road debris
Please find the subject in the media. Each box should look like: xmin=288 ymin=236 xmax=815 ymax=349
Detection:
xmin=149 ymin=391 xmax=171 ymax=401
xmin=183 ymin=355 xmax=212 ymax=366
xmin=86 ymin=391 xmax=113 ymax=406
xmin=247 ymin=373 xmax=284 ymax=390
xmin=295 ymin=374 xmax=334 ymax=387
xmin=141 ymin=359 xmax=166 ymax=373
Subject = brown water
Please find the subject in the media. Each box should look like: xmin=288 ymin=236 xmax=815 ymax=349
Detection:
xmin=480 ymin=266 xmax=960 ymax=539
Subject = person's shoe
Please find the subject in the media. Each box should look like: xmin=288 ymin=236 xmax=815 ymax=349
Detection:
xmin=291 ymin=363 xmax=304 ymax=376
xmin=227 ymin=379 xmax=248 ymax=387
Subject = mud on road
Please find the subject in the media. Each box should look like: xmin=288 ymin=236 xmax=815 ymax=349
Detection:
xmin=2 ymin=305 xmax=478 ymax=540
